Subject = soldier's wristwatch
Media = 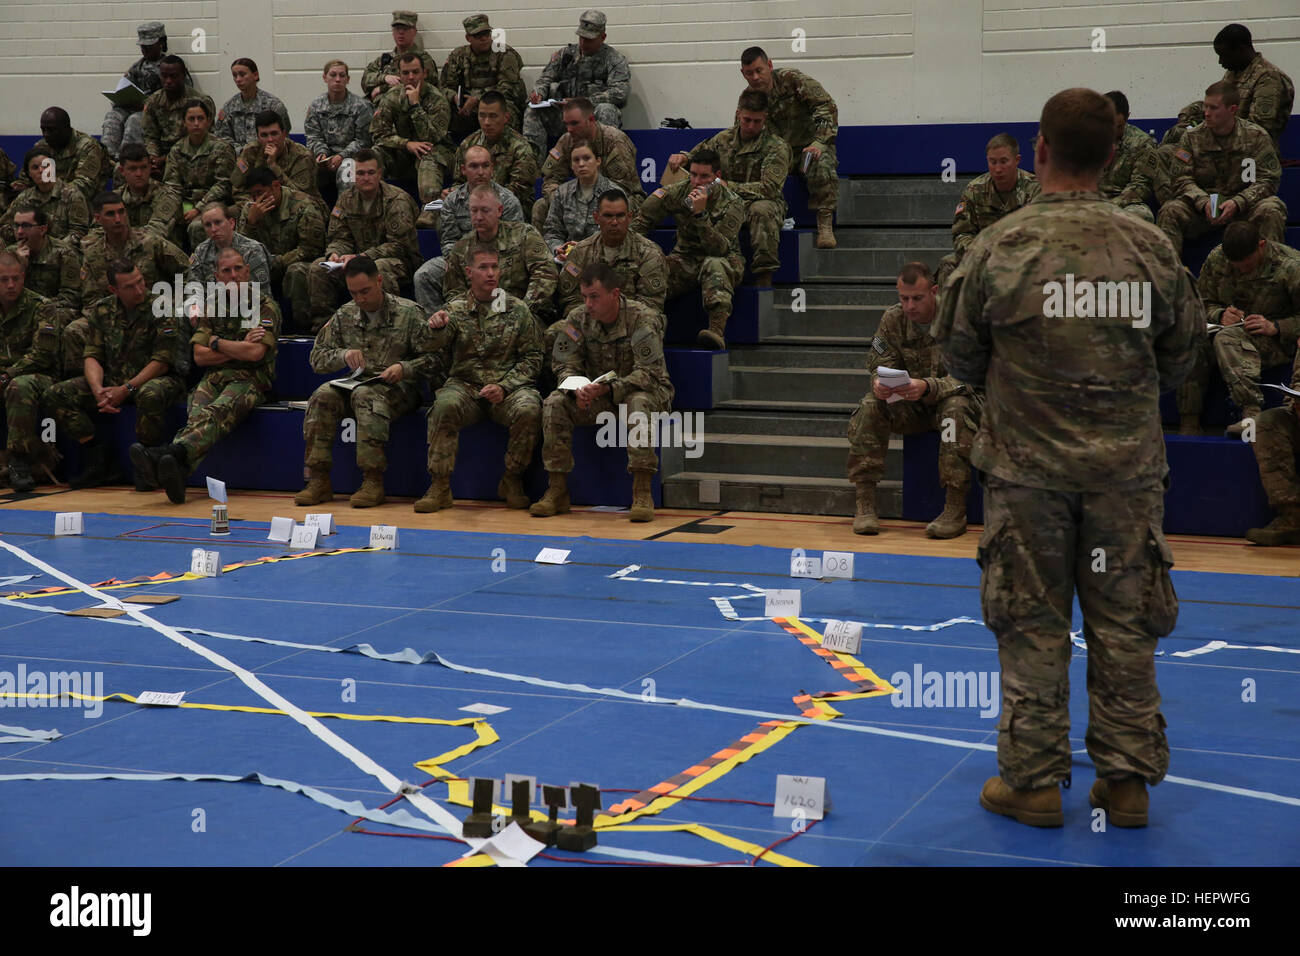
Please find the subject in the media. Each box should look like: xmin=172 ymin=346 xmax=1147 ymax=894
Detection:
xmin=125 ymin=383 xmax=137 ymax=395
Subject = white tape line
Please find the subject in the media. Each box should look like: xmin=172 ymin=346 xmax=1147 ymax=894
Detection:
xmin=1174 ymin=640 xmax=1299 ymax=658
xmin=0 ymin=723 xmax=61 ymax=743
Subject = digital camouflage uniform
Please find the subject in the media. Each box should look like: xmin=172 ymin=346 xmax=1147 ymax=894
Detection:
xmin=141 ymin=87 xmax=216 ymax=163
xmin=543 ymin=173 xmax=619 ymax=253
xmin=1 ymin=182 xmax=90 ymax=248
xmin=304 ymin=90 xmax=375 ymax=192
xmin=555 ymin=228 xmax=667 ymax=320
xmin=524 ymin=42 xmax=631 ymax=156
xmin=534 ymin=123 xmax=644 ymax=230
xmin=686 ymin=126 xmax=791 ymax=274
xmin=932 ymin=190 xmax=1203 ymax=791
xmin=230 ymin=140 xmax=325 ymax=210
xmin=426 ymin=290 xmax=542 ymax=479
xmin=102 ymin=51 xmax=166 ymax=159
xmin=412 ymin=180 xmax=522 ymax=313
xmin=370 ymin=82 xmax=454 ymax=202
xmin=304 ymin=293 xmax=436 ymax=474
xmin=162 ymin=133 xmax=236 ymax=246
xmin=16 ymin=131 xmax=110 ymax=202
xmin=308 ymin=183 xmax=420 ymax=327
xmin=186 ymin=233 xmax=271 ymax=287
xmin=1 ymin=289 xmax=64 ymax=459
xmin=443 ymin=221 xmax=556 ymax=323
xmin=237 ymin=185 xmax=327 ymax=330
xmin=1251 ymin=349 xmax=1300 ymax=513
xmin=937 ymin=169 xmax=1040 ymax=286
xmin=1156 ymin=118 xmax=1286 ymax=255
xmin=762 ymin=68 xmax=838 ymax=212
xmin=846 ymin=302 xmax=980 ymax=490
xmin=214 ymin=89 xmax=292 ymax=150
xmin=172 ymin=292 xmax=279 ymax=469
xmin=452 ymin=126 xmax=539 ymax=216
xmin=1099 ymin=124 xmax=1157 ymax=223
xmin=361 ymin=46 xmax=438 ymax=103
xmin=440 ymin=43 xmax=527 ymax=136
xmin=6 ymin=237 xmax=81 ymax=321
xmin=47 ymin=291 xmax=186 ymax=447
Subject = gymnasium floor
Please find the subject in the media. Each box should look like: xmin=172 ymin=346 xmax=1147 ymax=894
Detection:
xmin=1 ymin=486 xmax=1296 ymax=867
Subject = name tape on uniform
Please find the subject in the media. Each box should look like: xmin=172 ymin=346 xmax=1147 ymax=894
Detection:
xmin=54 ymin=512 xmax=83 ymax=536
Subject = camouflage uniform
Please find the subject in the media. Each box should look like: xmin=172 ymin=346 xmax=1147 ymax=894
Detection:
xmin=524 ymin=42 xmax=631 ymax=155
xmin=1 ymin=182 xmax=90 ymax=248
xmin=1 ymin=289 xmax=64 ymax=458
xmin=172 ymin=292 xmax=279 ymax=470
xmin=443 ymin=221 xmax=557 ymax=323
xmin=186 ymin=233 xmax=271 ymax=287
xmin=1226 ymin=53 xmax=1295 ymax=147
xmin=307 ymin=183 xmax=420 ymax=328
xmin=162 ymin=133 xmax=236 ymax=247
xmin=78 ymin=226 xmax=190 ymax=306
xmin=686 ymin=126 xmax=791 ymax=274
xmin=555 ymin=228 xmax=667 ymax=319
xmin=101 ymin=47 xmax=169 ymax=158
xmin=361 ymin=46 xmax=438 ymax=103
xmin=370 ymin=82 xmax=454 ymax=201
xmin=15 ymin=131 xmax=110 ymax=202
xmin=440 ymin=44 xmax=527 ymax=136
xmin=141 ymin=87 xmax=216 ymax=163
xmin=1157 ymin=118 xmax=1286 ymax=255
xmin=1099 ymin=124 xmax=1157 ymax=223
xmin=762 ymin=68 xmax=839 ymax=212
xmin=412 ymin=181 xmax=523 ymax=314
xmin=46 ymin=292 xmax=186 ymax=447
xmin=304 ymin=90 xmax=375 ymax=192
xmin=932 ymin=190 xmax=1203 ymax=791
xmin=1252 ymin=350 xmax=1300 ymax=511
xmin=237 ymin=186 xmax=327 ymax=330
xmin=6 ymin=237 xmax=82 ymax=321
xmin=426 ymin=291 xmax=542 ymax=479
xmin=304 ymin=293 xmax=436 ymax=474
xmin=230 ymin=140 xmax=325 ymax=210
xmin=544 ymin=296 xmax=673 ymax=474
xmin=452 ymin=127 xmax=539 ymax=216
xmin=0 ymin=148 xmax=16 ymax=218
xmin=937 ymin=169 xmax=1040 ymax=286
xmin=214 ymin=89 xmax=292 ymax=149
xmin=120 ymin=179 xmax=183 ymax=246
xmin=847 ymin=302 xmax=980 ymax=489
xmin=534 ymin=123 xmax=644 ymax=230
xmin=633 ymin=179 xmax=745 ymax=330
xmin=543 ymin=174 xmax=619 ymax=253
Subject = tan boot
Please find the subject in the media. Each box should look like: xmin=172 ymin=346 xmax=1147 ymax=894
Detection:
xmin=294 ymin=467 xmax=333 ymax=506
xmin=629 ymin=471 xmax=654 ymax=522
xmin=1245 ymin=506 xmax=1300 ymax=546
xmin=1089 ymin=776 xmax=1148 ymax=828
xmin=414 ymin=477 xmax=453 ymax=513
xmin=980 ymin=776 xmax=1063 ymax=827
xmin=852 ymin=482 xmax=878 ymax=535
xmin=1225 ymin=406 xmax=1260 ymax=438
xmin=497 ymin=473 xmax=529 ymax=509
xmin=925 ymin=485 xmax=968 ymax=539
xmin=416 ymin=209 xmax=438 ymax=229
xmin=1178 ymin=414 xmax=1200 ymax=436
xmin=815 ymin=209 xmax=837 ymax=249
xmin=529 ymin=472 xmax=570 ymax=517
xmin=349 ymin=470 xmax=386 ymax=508
xmin=697 ymin=311 xmax=727 ymax=350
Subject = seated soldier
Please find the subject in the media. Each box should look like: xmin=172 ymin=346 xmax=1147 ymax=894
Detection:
xmin=0 ymin=250 xmax=65 ymax=492
xmin=77 ymin=191 xmax=189 ymax=308
xmin=447 ymin=91 xmax=537 ymax=216
xmin=525 ymin=11 xmax=630 ymax=156
xmin=554 ymin=189 xmax=666 ymax=326
xmin=187 ymin=202 xmax=270 ymax=287
xmin=214 ymin=58 xmax=292 ymax=149
xmin=2 ymin=148 xmax=90 ymax=247
xmin=141 ymin=56 xmax=215 ymax=177
xmin=306 ymin=149 xmax=420 ymax=332
xmin=441 ymin=15 xmax=527 ymax=137
xmin=847 ymin=261 xmax=981 ymax=538
xmin=1156 ymin=81 xmax=1287 ymax=256
xmin=8 ymin=208 xmax=81 ymax=325
xmin=45 ymin=259 xmax=185 ymax=489
xmin=1100 ymin=91 xmax=1158 ymax=223
xmin=131 ymin=247 xmax=279 ymax=503
xmin=442 ymin=184 xmax=556 ymax=325
xmin=101 ymin=22 xmax=172 ymax=162
xmin=1247 ymin=347 xmax=1300 ymax=546
xmin=633 ymin=148 xmax=744 ymax=350
xmin=295 ymin=256 xmax=437 ymax=508
xmin=162 ymin=98 xmax=236 ymax=248
xmin=413 ymin=146 xmax=523 ymax=314
xmin=0 ymin=147 xmax=15 ymax=218
xmin=419 ymin=243 xmax=543 ymax=513
xmin=361 ymin=11 xmax=438 ymax=105
xmin=533 ymin=98 xmax=644 ymax=231
xmin=236 ymin=167 xmax=326 ymax=333
xmin=304 ymin=60 xmax=375 ymax=197
xmin=543 ymin=140 xmax=619 ymax=256
xmin=117 ymin=143 xmax=182 ymax=245
xmin=531 ymin=262 xmax=673 ymax=523
xmin=936 ymin=133 xmax=1039 ymax=286
xmin=370 ymin=52 xmax=453 ymax=229
xmin=17 ymin=108 xmax=109 ymax=202
xmin=230 ymin=111 xmax=324 ymax=210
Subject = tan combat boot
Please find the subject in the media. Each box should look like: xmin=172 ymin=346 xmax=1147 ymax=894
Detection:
xmin=1089 ymin=776 xmax=1148 ymax=828
xmin=414 ymin=477 xmax=453 ymax=513
xmin=815 ymin=209 xmax=837 ymax=249
xmin=1245 ymin=506 xmax=1300 ymax=546
xmin=1225 ymin=406 xmax=1260 ymax=438
xmin=925 ymin=485 xmax=968 ymax=539
xmin=1178 ymin=414 xmax=1200 ymax=436
xmin=852 ymin=482 xmax=879 ymax=535
xmin=980 ymin=776 xmax=1064 ymax=827
xmin=697 ymin=311 xmax=727 ymax=351
xmin=498 ymin=473 xmax=529 ymax=509
xmin=529 ymin=472 xmax=570 ymax=517
xmin=629 ymin=471 xmax=654 ymax=522
xmin=294 ymin=467 xmax=333 ymax=506
xmin=349 ymin=470 xmax=386 ymax=508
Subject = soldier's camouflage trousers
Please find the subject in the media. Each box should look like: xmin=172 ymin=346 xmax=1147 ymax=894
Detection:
xmin=666 ymin=251 xmax=744 ymax=322
xmin=745 ymin=197 xmax=784 ymax=274
xmin=789 ymin=142 xmax=838 ymax=211
xmin=425 ymin=379 xmax=540 ymax=477
xmin=846 ymin=392 xmax=978 ymax=488
xmin=1252 ymin=404 xmax=1300 ymax=509
xmin=377 ymin=146 xmax=448 ymax=204
xmin=174 ymin=375 xmax=265 ymax=471
xmin=5 ymin=374 xmax=57 ymax=456
xmin=1156 ymin=195 xmax=1287 ymax=255
xmin=102 ymin=106 xmax=145 ymax=160
xmin=541 ymin=388 xmax=661 ymax=474
xmin=46 ymin=374 xmax=186 ymax=446
xmin=303 ymin=379 xmax=421 ymax=473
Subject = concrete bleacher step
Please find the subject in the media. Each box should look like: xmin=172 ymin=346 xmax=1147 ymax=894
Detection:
xmin=798 ymin=229 xmax=950 ymax=281
xmin=662 ymin=472 xmax=902 ymax=518
xmin=835 ymin=176 xmax=973 ymax=226
xmin=730 ymin=365 xmax=869 ymax=404
xmin=713 ymin=398 xmax=857 ymax=416
xmin=703 ymin=409 xmax=851 ymax=439
xmin=674 ymin=432 xmax=897 ymax=482
xmin=728 ymin=344 xmax=869 ymax=371
xmin=770 ymin=282 xmax=894 ymax=338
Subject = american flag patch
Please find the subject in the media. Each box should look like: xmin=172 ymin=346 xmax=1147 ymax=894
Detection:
xmin=872 ymin=337 xmax=886 ymax=354
xmin=563 ymin=323 xmax=581 ymax=342
xmin=954 ymin=201 xmax=965 ymax=215
xmin=1174 ymin=149 xmax=1191 ymax=163
xmin=236 ymin=158 xmax=249 ymax=172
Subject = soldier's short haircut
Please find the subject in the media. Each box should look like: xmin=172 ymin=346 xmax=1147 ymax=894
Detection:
xmin=343 ymin=255 xmax=379 ymax=279
xmin=120 ymin=143 xmax=149 ymax=164
xmin=1222 ymin=221 xmax=1261 ymax=261
xmin=741 ymin=46 xmax=770 ymax=66
xmin=469 ymin=183 xmax=501 ymax=202
xmin=23 ymin=147 xmax=53 ymax=172
xmin=1104 ymin=91 xmax=1130 ymax=119
xmin=467 ymin=241 xmax=499 ymax=265
xmin=323 ymin=59 xmax=349 ymax=76
xmin=353 ymin=148 xmax=382 ymax=172
xmin=562 ymin=97 xmax=595 ymax=117
xmin=0 ymin=250 xmax=26 ymax=274
xmin=1038 ymin=88 xmax=1115 ymax=176
xmin=200 ymin=201 xmax=232 ymax=220
xmin=579 ymin=262 xmax=622 ymax=291
xmin=106 ymin=258 xmax=138 ymax=286
xmin=40 ymin=106 xmax=71 ymax=128
xmin=160 ymin=54 xmax=185 ymax=70
xmin=479 ymin=91 xmax=507 ymax=111
xmin=1205 ymin=81 xmax=1241 ymax=107
xmin=231 ymin=57 xmax=259 ymax=74
xmin=92 ymin=191 xmax=125 ymax=213
xmin=1214 ymin=23 xmax=1252 ymax=49
xmin=462 ymin=144 xmax=494 ymax=167
xmin=215 ymin=246 xmax=248 ymax=269
xmin=689 ymin=148 xmax=722 ymax=174
xmin=398 ymin=51 xmax=424 ymax=67
xmin=13 ymin=208 xmax=48 ymax=227
xmin=254 ymin=109 xmax=284 ymax=131
xmin=184 ymin=97 xmax=213 ymax=119
xmin=569 ymin=139 xmax=596 ymax=158
xmin=244 ymin=167 xmax=277 ymax=189
xmin=985 ymin=133 xmax=1019 ymax=156
xmin=897 ymin=261 xmax=934 ymax=285
xmin=737 ymin=90 xmax=769 ymax=113
xmin=596 ymin=188 xmax=628 ymax=209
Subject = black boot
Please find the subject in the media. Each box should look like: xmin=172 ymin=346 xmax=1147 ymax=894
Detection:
xmin=156 ymin=444 xmax=190 ymax=505
xmin=69 ymin=442 xmax=115 ymax=489
xmin=129 ymin=442 xmax=164 ymax=491
xmin=8 ymin=456 xmax=34 ymax=493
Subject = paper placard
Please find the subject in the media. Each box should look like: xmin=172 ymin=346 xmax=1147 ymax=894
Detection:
xmin=503 ymin=773 xmax=538 ymax=805
xmin=290 ymin=524 xmax=319 ymax=550
xmin=790 ymin=551 xmax=822 ymax=579
xmin=136 ymin=691 xmax=185 ymax=707
xmin=773 ymin=774 xmax=829 ymax=821
xmin=821 ymin=551 xmax=855 ymax=580
xmin=462 ymin=821 xmax=545 ymax=865
xmin=268 ymin=517 xmax=294 ymax=543
xmin=534 ymin=548 xmax=570 ymax=565
xmin=821 ymin=619 xmax=863 ymax=655
xmin=369 ymin=525 xmax=399 ymax=550
xmin=54 ymin=512 xmax=83 ymax=536
xmin=765 ymin=589 xmax=801 ymax=618
xmin=189 ymin=549 xmax=221 ymax=577
xmin=304 ymin=513 xmax=335 ymax=535
xmin=205 ymin=476 xmax=227 ymax=503
xmin=459 ymin=702 xmax=510 ymax=716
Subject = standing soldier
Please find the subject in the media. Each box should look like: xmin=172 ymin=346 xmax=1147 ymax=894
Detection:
xmin=141 ymin=57 xmax=215 ymax=178
xmin=933 ymin=88 xmax=1202 ymax=829
xmin=1247 ymin=348 xmax=1300 ymax=546
xmin=420 ymin=244 xmax=543 ymax=513
xmin=304 ymin=60 xmax=374 ymax=197
xmin=739 ymin=47 xmax=839 ymax=249
xmin=449 ymin=92 xmax=538 ymax=217
xmin=237 ymin=168 xmax=327 ymax=333
xmin=101 ymin=22 xmax=179 ymax=161
xmin=633 ymin=148 xmax=744 ymax=350
xmin=361 ymin=11 xmax=439 ymax=105
xmin=1099 ymin=92 xmax=1157 ymax=223
xmin=371 ymin=53 xmax=454 ymax=228
xmin=230 ymin=112 xmax=324 ymax=210
xmin=18 ymin=108 xmax=110 ymax=202
xmin=525 ymin=10 xmax=631 ymax=158
xmin=161 ymin=98 xmax=236 ymax=248
xmin=441 ymin=15 xmax=527 ymax=137
xmin=214 ymin=58 xmax=292 ymax=150
xmin=8 ymin=209 xmax=82 ymax=325
xmin=2 ymin=149 xmax=91 ymax=247
xmin=534 ymin=98 xmax=643 ymax=231
xmin=1211 ymin=23 xmax=1294 ymax=148
xmin=556 ymin=189 xmax=666 ymax=322
xmin=295 ymin=257 xmax=437 ymax=509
